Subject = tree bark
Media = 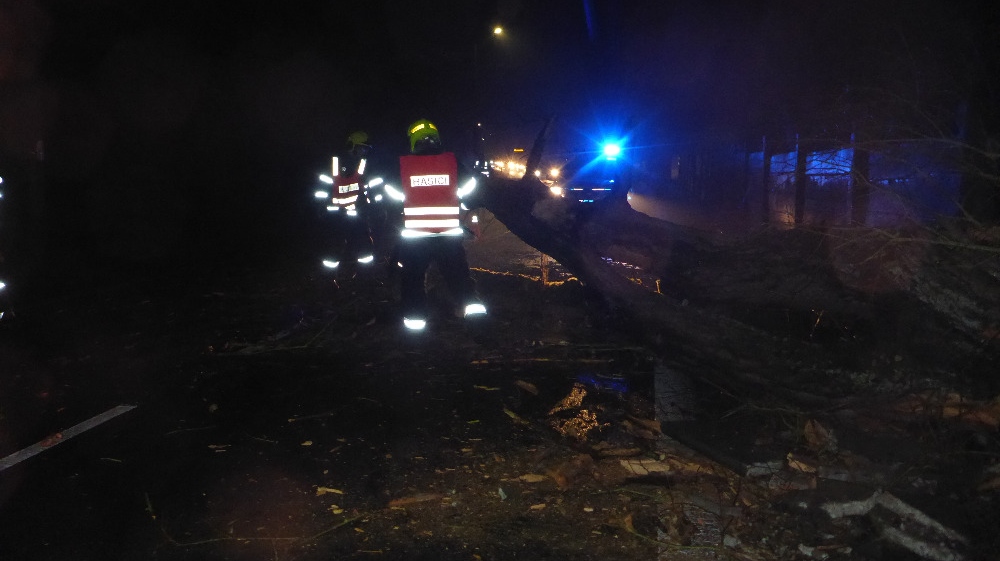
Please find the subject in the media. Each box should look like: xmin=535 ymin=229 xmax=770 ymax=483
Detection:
xmin=467 ymin=167 xmax=1000 ymax=406
xmin=850 ymin=134 xmax=871 ymax=226
xmin=761 ymin=135 xmax=773 ymax=225
xmin=794 ymin=135 xmax=808 ymax=225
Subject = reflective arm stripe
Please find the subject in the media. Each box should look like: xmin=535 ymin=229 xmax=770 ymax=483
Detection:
xmin=457 ymin=178 xmax=477 ymax=199
xmin=384 ymin=184 xmax=405 ymax=201
xmin=403 ymin=206 xmax=460 ymax=216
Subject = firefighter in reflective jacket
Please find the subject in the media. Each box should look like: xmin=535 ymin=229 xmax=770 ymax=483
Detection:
xmin=317 ymin=131 xmax=376 ymax=275
xmin=385 ymin=119 xmax=486 ymax=331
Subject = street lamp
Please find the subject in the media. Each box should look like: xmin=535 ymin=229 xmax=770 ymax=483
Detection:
xmin=473 ymin=24 xmax=506 ymax=174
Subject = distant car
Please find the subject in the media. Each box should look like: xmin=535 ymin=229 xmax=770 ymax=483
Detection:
xmin=551 ymin=153 xmax=622 ymax=203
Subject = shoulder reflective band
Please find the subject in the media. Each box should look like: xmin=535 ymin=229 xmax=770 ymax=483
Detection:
xmin=332 ymin=156 xmax=339 ymax=177
xmin=457 ymin=177 xmax=477 ymax=198
xmin=358 ymin=158 xmax=366 ymax=175
xmin=384 ymin=184 xmax=405 ymax=201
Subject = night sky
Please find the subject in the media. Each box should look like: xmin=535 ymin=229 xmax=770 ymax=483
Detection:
xmin=1 ymin=0 xmax=995 ymax=275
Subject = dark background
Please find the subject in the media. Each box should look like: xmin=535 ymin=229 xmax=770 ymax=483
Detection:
xmin=1 ymin=0 xmax=997 ymax=291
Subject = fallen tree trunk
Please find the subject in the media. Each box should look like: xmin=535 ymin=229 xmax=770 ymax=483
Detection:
xmin=459 ymin=123 xmax=1000 ymax=561
xmin=464 ymin=118 xmax=1000 ymax=406
xmin=467 ymin=175 xmax=851 ymax=408
xmin=466 ymin=171 xmax=1000 ymax=407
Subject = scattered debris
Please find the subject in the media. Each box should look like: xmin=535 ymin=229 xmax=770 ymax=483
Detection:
xmin=822 ymin=489 xmax=968 ymax=561
xmin=550 ymin=409 xmax=604 ymax=441
xmin=502 ymin=407 xmax=530 ymax=426
xmin=620 ymin=458 xmax=672 ymax=476
xmin=546 ymin=454 xmax=596 ymax=489
xmin=515 ymin=473 xmax=548 ymax=483
xmin=592 ymin=444 xmax=643 ymax=457
xmin=387 ymin=493 xmax=443 ymax=508
xmin=802 ymin=419 xmax=837 ymax=454
xmin=514 ymin=380 xmax=539 ymax=395
xmin=548 ymin=384 xmax=587 ymax=415
xmin=891 ymin=391 xmax=1000 ymax=429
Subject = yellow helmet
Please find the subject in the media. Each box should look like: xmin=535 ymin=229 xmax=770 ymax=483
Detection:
xmin=347 ymin=131 xmax=369 ymax=150
xmin=407 ymin=119 xmax=440 ymax=153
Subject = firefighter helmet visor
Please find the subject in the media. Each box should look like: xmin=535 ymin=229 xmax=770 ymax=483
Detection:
xmin=407 ymin=120 xmax=439 ymax=152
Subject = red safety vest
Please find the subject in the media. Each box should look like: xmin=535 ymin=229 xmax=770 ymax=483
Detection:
xmin=331 ymin=156 xmax=366 ymax=211
xmin=399 ymin=152 xmax=462 ymax=236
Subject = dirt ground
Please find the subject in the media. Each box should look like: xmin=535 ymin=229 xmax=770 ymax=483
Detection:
xmin=0 ymin=210 xmax=997 ymax=561
xmin=0 ymin=230 xmax=668 ymax=561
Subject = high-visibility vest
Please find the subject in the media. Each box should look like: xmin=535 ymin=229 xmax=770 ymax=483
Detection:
xmin=399 ymin=152 xmax=462 ymax=237
xmin=330 ymin=155 xmax=367 ymax=211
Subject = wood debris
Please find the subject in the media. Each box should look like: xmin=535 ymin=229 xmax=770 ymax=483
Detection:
xmin=387 ymin=493 xmax=444 ymax=508
xmin=892 ymin=391 xmax=1000 ymax=429
xmin=822 ymin=490 xmax=967 ymax=561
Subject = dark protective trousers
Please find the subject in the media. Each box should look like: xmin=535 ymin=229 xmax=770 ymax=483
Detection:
xmin=330 ymin=211 xmax=374 ymax=265
xmin=397 ymin=235 xmax=476 ymax=319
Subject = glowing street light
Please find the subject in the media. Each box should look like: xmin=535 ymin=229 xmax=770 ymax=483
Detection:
xmin=493 ymin=25 xmax=504 ymax=36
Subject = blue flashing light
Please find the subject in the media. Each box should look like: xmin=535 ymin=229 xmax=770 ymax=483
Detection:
xmin=602 ymin=142 xmax=621 ymax=160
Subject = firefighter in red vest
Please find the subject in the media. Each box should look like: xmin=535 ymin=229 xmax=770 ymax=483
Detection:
xmin=318 ymin=131 xmax=377 ymax=278
xmin=388 ymin=119 xmax=486 ymax=331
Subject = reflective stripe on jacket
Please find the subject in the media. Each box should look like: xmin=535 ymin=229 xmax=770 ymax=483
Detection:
xmin=331 ymin=156 xmax=366 ymax=211
xmin=399 ymin=152 xmax=462 ymax=236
